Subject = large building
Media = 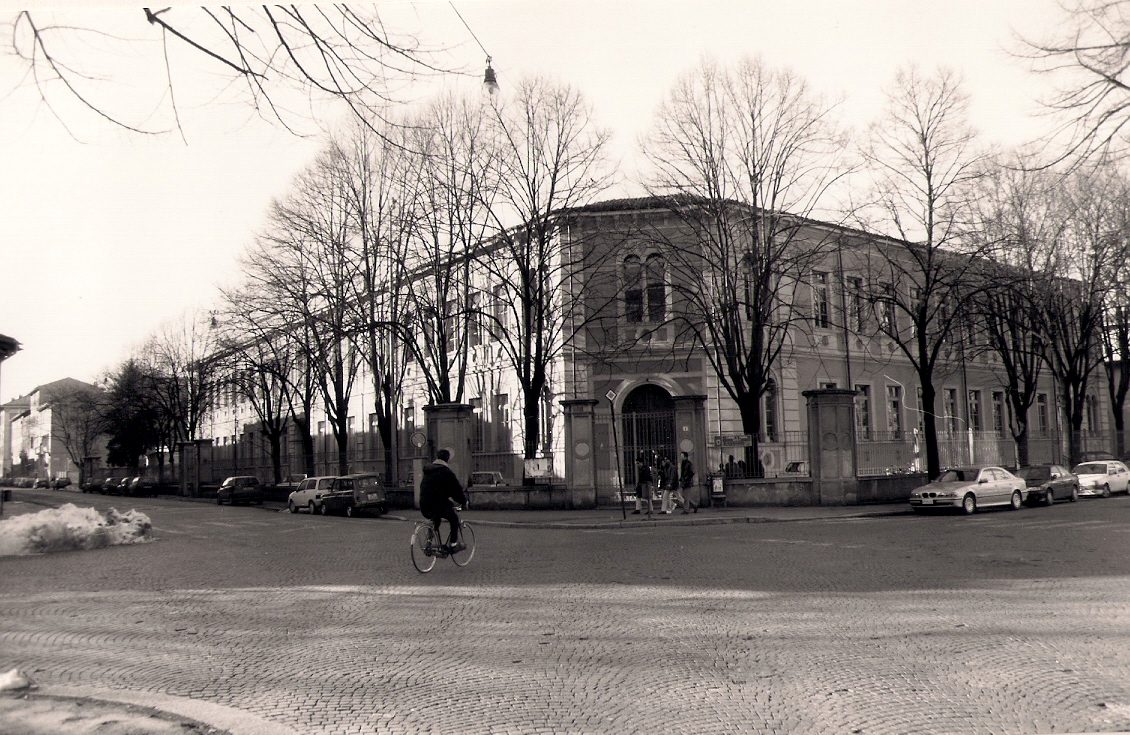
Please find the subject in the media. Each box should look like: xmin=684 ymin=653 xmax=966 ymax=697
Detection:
xmin=200 ymin=197 xmax=1111 ymax=505
xmin=3 ymin=378 xmax=107 ymax=483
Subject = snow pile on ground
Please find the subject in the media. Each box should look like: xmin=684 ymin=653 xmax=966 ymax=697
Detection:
xmin=0 ymin=504 xmax=153 ymax=556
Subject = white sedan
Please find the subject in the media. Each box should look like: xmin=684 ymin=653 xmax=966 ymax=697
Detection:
xmin=1071 ymin=461 xmax=1130 ymax=498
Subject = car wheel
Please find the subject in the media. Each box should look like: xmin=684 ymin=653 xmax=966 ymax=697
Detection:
xmin=962 ymin=493 xmax=976 ymax=515
xmin=1010 ymin=490 xmax=1023 ymax=510
xmin=1045 ymin=487 xmax=1054 ymax=506
xmin=1103 ymin=484 xmax=1112 ymax=498
xmin=1071 ymin=485 xmax=1078 ymax=502
xmin=216 ymin=494 xmax=224 ymax=505
xmin=318 ymin=502 xmax=329 ymax=516
xmin=289 ymin=502 xmax=298 ymax=514
xmin=308 ymin=502 xmax=316 ymax=514
xmin=345 ymin=505 xmax=355 ymax=518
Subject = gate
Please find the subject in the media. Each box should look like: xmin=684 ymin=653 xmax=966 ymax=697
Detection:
xmin=620 ymin=385 xmax=676 ymax=485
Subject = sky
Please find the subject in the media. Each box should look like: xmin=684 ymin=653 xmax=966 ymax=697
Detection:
xmin=0 ymin=0 xmax=1067 ymax=404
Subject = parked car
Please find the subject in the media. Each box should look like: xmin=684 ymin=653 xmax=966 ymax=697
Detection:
xmin=287 ymin=476 xmax=337 ymax=514
xmin=81 ymin=478 xmax=103 ymax=493
xmin=216 ymin=476 xmax=264 ymax=505
xmin=1015 ymin=465 xmax=1078 ymax=506
xmin=322 ymin=473 xmax=387 ymax=517
xmin=124 ymin=476 xmax=159 ymax=498
xmin=51 ymin=477 xmax=72 ymax=490
xmin=468 ymin=471 xmax=506 ymax=487
xmin=1072 ymin=460 xmax=1130 ymax=497
xmin=99 ymin=477 xmax=124 ymax=494
xmin=909 ymin=466 xmax=1027 ymax=514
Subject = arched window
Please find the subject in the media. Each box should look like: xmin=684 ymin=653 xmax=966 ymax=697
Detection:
xmin=623 ymin=255 xmax=643 ymax=323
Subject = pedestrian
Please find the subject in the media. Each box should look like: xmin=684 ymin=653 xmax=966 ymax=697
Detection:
xmin=676 ymin=451 xmax=698 ymax=513
xmin=724 ymin=455 xmax=738 ymax=478
xmin=631 ymin=451 xmax=655 ymax=515
xmin=659 ymin=455 xmax=677 ymax=514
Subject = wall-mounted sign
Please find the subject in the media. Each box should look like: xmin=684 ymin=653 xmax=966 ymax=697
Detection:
xmin=712 ymin=433 xmax=753 ymax=447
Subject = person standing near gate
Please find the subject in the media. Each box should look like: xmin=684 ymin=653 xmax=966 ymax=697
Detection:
xmin=659 ymin=455 xmax=677 ymax=514
xmin=677 ymin=451 xmax=698 ymax=513
xmin=631 ymin=451 xmax=655 ymax=515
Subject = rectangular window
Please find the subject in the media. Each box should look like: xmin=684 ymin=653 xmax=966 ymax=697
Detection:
xmin=847 ymin=277 xmax=864 ymax=331
xmin=1037 ymin=393 xmax=1049 ymax=435
xmin=625 ymin=288 xmax=644 ymax=323
xmin=646 ymin=256 xmax=666 ymax=323
xmin=493 ymin=393 xmax=510 ymax=450
xmin=470 ymin=397 xmax=484 ymax=452
xmin=887 ymin=385 xmax=903 ymax=437
xmin=968 ymin=390 xmax=982 ymax=432
xmin=1086 ymin=394 xmax=1099 ymax=433
xmin=469 ymin=291 xmax=482 ymax=347
xmin=879 ymin=283 xmax=897 ymax=335
xmin=369 ymin=413 xmax=379 ymax=450
xmin=403 ymin=402 xmax=415 ymax=437
xmin=492 ymin=284 xmax=508 ymax=339
xmin=812 ymin=271 xmax=829 ymax=328
xmin=992 ymin=392 xmax=1005 ymax=435
xmin=856 ymin=385 xmax=871 ymax=440
xmin=916 ymin=386 xmax=924 ymax=433
xmin=945 ymin=388 xmax=959 ymax=434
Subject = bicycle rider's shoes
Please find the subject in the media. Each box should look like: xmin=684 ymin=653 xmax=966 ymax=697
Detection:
xmin=631 ymin=509 xmax=640 ymax=514
xmin=448 ymin=541 xmax=466 ymax=553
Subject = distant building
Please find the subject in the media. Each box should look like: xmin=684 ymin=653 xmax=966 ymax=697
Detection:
xmin=5 ymin=378 xmax=107 ymax=482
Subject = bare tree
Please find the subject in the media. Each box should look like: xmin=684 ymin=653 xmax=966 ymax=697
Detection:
xmin=136 ymin=308 xmax=219 ymax=478
xmin=6 ymin=6 xmax=449 ymax=137
xmin=480 ymin=76 xmax=614 ymax=461
xmin=48 ymin=382 xmax=107 ymax=486
xmin=857 ymin=66 xmax=991 ymax=479
xmin=639 ymin=55 xmax=851 ymax=473
xmin=1044 ymin=164 xmax=1127 ymax=463
xmin=1020 ymin=0 xmax=1130 ymax=164
xmin=970 ymin=160 xmax=1067 ymax=466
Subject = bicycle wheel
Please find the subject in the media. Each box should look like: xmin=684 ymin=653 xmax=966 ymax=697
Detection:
xmin=410 ymin=524 xmax=438 ymax=573
xmin=450 ymin=522 xmax=476 ymax=567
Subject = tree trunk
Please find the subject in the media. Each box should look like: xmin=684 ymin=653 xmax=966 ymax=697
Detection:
xmin=523 ymin=385 xmax=540 ymax=460
xmin=1014 ymin=424 xmax=1030 ymax=469
xmin=920 ymin=381 xmax=941 ymax=480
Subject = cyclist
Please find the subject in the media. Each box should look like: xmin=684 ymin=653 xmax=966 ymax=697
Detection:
xmin=419 ymin=448 xmax=467 ymax=552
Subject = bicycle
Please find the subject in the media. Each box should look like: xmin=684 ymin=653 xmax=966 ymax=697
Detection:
xmin=410 ymin=516 xmax=476 ymax=573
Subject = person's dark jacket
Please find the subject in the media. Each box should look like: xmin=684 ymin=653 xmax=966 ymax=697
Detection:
xmin=419 ymin=459 xmax=467 ymax=513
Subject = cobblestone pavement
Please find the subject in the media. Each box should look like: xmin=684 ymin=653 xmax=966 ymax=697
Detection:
xmin=2 ymin=491 xmax=1130 ymax=735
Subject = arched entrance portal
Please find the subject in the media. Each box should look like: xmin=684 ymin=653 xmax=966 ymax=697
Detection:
xmin=621 ymin=384 xmax=675 ymax=484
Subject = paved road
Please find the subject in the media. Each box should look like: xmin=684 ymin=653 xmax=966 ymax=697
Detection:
xmin=2 ymin=490 xmax=1130 ymax=734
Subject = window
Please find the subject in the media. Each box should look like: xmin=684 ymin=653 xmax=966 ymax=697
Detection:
xmin=368 ymin=413 xmax=379 ymax=449
xmin=880 ymin=283 xmax=897 ymax=334
xmin=887 ymin=385 xmax=903 ymax=437
xmin=470 ymin=397 xmax=484 ymax=452
xmin=762 ymin=379 xmax=778 ymax=442
xmin=812 ymin=271 xmax=829 ymax=328
xmin=492 ymin=284 xmax=508 ymax=339
xmin=992 ymin=392 xmax=1005 ymax=436
xmin=493 ymin=393 xmax=510 ymax=450
xmin=645 ymin=254 xmax=666 ymax=322
xmin=968 ymin=390 xmax=982 ymax=432
xmin=945 ymin=388 xmax=959 ymax=434
xmin=624 ymin=255 xmax=643 ymax=323
xmin=469 ymin=291 xmax=482 ymax=347
xmin=847 ymin=277 xmax=864 ymax=331
xmin=1036 ymin=393 xmax=1049 ymax=435
xmin=403 ymin=402 xmax=415 ymax=436
xmin=1086 ymin=394 xmax=1099 ymax=433
xmin=916 ymin=386 xmax=924 ymax=432
xmin=348 ymin=416 xmax=358 ymax=448
xmin=856 ymin=385 xmax=871 ymax=440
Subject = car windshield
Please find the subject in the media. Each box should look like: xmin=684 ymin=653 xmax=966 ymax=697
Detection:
xmin=1016 ymin=467 xmax=1049 ymax=481
xmin=938 ymin=469 xmax=974 ymax=482
xmin=1074 ymin=463 xmax=1107 ymax=475
xmin=355 ymin=477 xmax=380 ymax=490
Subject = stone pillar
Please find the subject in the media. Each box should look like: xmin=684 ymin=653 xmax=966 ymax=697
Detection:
xmin=423 ymin=403 xmax=474 ymax=487
xmin=803 ymin=389 xmax=858 ymax=505
xmin=672 ymin=395 xmax=709 ymax=507
xmin=561 ymin=399 xmax=599 ymax=509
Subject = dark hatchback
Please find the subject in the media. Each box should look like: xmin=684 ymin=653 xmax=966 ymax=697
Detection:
xmin=1015 ymin=464 xmax=1079 ymax=506
xmin=322 ymin=473 xmax=387 ymax=517
xmin=216 ymin=476 xmax=264 ymax=505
